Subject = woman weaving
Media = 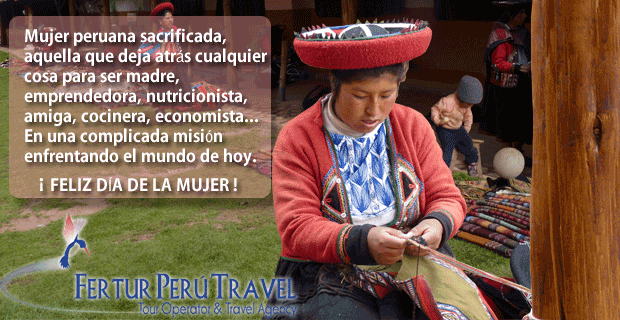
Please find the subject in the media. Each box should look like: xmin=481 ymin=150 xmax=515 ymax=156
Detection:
xmin=138 ymin=2 xmax=193 ymax=113
xmin=271 ymin=21 xmax=498 ymax=319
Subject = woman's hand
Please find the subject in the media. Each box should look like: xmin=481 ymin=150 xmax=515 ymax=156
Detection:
xmin=367 ymin=227 xmax=409 ymax=265
xmin=404 ymin=219 xmax=444 ymax=256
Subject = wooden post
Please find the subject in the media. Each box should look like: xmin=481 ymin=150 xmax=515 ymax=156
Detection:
xmin=187 ymin=25 xmax=192 ymax=83
xmin=151 ymin=0 xmax=157 ymax=32
xmin=0 ymin=13 xmax=6 ymax=47
xmin=278 ymin=40 xmax=288 ymax=101
xmin=68 ymin=0 xmax=76 ymax=48
xmin=531 ymin=1 xmax=620 ymax=319
xmin=223 ymin=0 xmax=238 ymax=89
xmin=102 ymin=0 xmax=110 ymax=15
xmin=341 ymin=0 xmax=357 ymax=25
xmin=25 ymin=4 xmax=33 ymax=31
xmin=102 ymin=0 xmax=110 ymax=33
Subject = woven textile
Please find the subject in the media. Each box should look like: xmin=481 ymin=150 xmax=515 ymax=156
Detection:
xmin=469 ymin=210 xmax=530 ymax=236
xmin=456 ymin=186 xmax=531 ymax=257
xmin=507 ymin=178 xmax=531 ymax=194
xmin=460 ymin=222 xmax=519 ymax=248
xmin=456 ymin=231 xmax=513 ymax=257
xmin=476 ymin=199 xmax=529 ymax=216
xmin=483 ymin=198 xmax=530 ymax=212
xmin=476 ymin=207 xmax=529 ymax=226
xmin=352 ymin=254 xmax=498 ymax=320
xmin=476 ymin=201 xmax=529 ymax=218
xmin=486 ymin=196 xmax=530 ymax=209
xmin=466 ymin=216 xmax=529 ymax=242
xmin=477 ymin=205 xmax=529 ymax=221
xmin=486 ymin=191 xmax=530 ymax=203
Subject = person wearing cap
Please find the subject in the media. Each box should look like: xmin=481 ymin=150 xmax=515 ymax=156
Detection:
xmin=431 ymin=75 xmax=483 ymax=176
xmin=479 ymin=0 xmax=533 ymax=153
xmin=269 ymin=21 xmax=494 ymax=320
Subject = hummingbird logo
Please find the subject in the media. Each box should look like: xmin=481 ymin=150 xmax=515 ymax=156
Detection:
xmin=59 ymin=214 xmax=90 ymax=269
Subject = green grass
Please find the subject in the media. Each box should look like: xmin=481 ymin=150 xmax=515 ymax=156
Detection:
xmin=0 ymin=51 xmax=31 ymax=225
xmin=449 ymin=238 xmax=512 ymax=277
xmin=0 ymin=197 xmax=281 ymax=319
xmin=0 ymin=52 xmax=510 ymax=319
xmin=453 ymin=171 xmax=480 ymax=181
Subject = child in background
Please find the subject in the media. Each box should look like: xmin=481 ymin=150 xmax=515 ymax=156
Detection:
xmin=432 ymin=75 xmax=483 ymax=176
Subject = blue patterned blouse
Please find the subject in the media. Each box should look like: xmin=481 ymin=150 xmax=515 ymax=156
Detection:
xmin=329 ymin=123 xmax=396 ymax=226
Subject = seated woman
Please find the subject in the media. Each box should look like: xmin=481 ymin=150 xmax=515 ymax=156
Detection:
xmin=270 ymin=21 xmax=493 ymax=319
xmin=138 ymin=2 xmax=193 ymax=112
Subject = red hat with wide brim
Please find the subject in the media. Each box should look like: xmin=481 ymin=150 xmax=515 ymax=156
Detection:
xmin=293 ymin=19 xmax=432 ymax=70
xmin=150 ymin=2 xmax=174 ymax=24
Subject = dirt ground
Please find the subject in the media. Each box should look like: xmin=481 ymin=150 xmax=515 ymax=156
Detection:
xmin=0 ymin=199 xmax=109 ymax=233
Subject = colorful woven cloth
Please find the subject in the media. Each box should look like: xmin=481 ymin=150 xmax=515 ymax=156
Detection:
xmin=476 ymin=199 xmax=530 ymax=216
xmin=476 ymin=207 xmax=529 ymax=226
xmin=476 ymin=205 xmax=529 ymax=221
xmin=507 ymin=178 xmax=531 ymax=194
xmin=483 ymin=198 xmax=530 ymax=212
xmin=353 ymin=254 xmax=498 ymax=320
xmin=486 ymin=191 xmax=530 ymax=204
xmin=469 ymin=210 xmax=530 ymax=234
xmin=476 ymin=206 xmax=530 ymax=222
xmin=457 ymin=183 xmax=531 ymax=257
xmin=486 ymin=177 xmax=531 ymax=194
xmin=486 ymin=197 xmax=530 ymax=209
xmin=454 ymin=179 xmax=490 ymax=213
xmin=465 ymin=216 xmax=529 ymax=242
xmin=455 ymin=179 xmax=490 ymax=201
xmin=460 ymin=222 xmax=519 ymax=248
xmin=456 ymin=231 xmax=513 ymax=257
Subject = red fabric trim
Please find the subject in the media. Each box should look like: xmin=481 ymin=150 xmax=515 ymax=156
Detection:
xmin=337 ymin=225 xmax=353 ymax=263
xmin=373 ymin=281 xmax=394 ymax=299
xmin=413 ymin=276 xmax=443 ymax=320
xmin=294 ymin=28 xmax=432 ymax=69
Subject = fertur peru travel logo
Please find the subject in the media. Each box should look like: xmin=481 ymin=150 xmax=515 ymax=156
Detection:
xmin=59 ymin=214 xmax=90 ymax=269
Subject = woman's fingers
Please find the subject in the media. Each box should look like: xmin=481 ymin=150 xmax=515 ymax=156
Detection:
xmin=367 ymin=227 xmax=407 ymax=265
xmin=408 ymin=219 xmax=444 ymax=250
xmin=367 ymin=222 xmax=444 ymax=263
